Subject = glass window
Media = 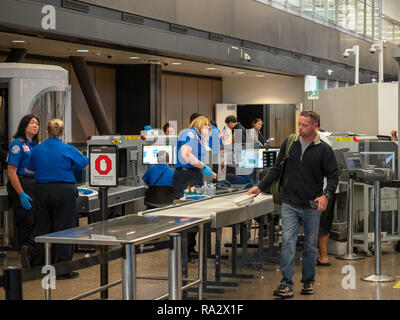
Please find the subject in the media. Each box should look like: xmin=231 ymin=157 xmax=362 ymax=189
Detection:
xmin=287 ymin=0 xmax=300 ymax=10
xmin=383 ymin=19 xmax=394 ymax=43
xmin=315 ymin=0 xmax=326 ymax=20
xmin=357 ymin=1 xmax=365 ymax=36
xmin=374 ymin=1 xmax=381 ymax=40
xmin=347 ymin=0 xmax=356 ymax=31
xmin=395 ymin=24 xmax=400 ymax=45
xmin=365 ymin=1 xmax=373 ymax=38
xmin=327 ymin=0 xmax=336 ymax=24
xmin=273 ymin=0 xmax=286 ymax=6
xmin=337 ymin=0 xmax=347 ymax=28
xmin=302 ymin=0 xmax=314 ymax=16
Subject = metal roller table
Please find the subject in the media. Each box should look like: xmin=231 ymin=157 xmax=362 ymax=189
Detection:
xmin=145 ymin=191 xmax=275 ymax=294
xmin=35 ymin=213 xmax=209 ymax=300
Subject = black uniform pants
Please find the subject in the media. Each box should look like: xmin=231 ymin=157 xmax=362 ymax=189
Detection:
xmin=30 ymin=183 xmax=78 ymax=266
xmin=173 ymin=167 xmax=203 ymax=253
xmin=7 ymin=176 xmax=36 ymax=250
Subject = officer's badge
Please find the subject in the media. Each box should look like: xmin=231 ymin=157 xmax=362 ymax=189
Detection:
xmin=23 ymin=145 xmax=30 ymax=152
xmin=11 ymin=145 xmax=20 ymax=154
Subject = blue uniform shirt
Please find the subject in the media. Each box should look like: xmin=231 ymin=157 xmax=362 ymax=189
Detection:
xmin=176 ymin=128 xmax=205 ymax=168
xmin=209 ymin=125 xmax=222 ymax=155
xmin=8 ymin=137 xmax=37 ymax=177
xmin=26 ymin=137 xmax=89 ymax=183
xmin=142 ymin=164 xmax=174 ymax=186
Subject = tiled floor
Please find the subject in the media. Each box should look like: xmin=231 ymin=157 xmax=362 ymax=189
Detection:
xmin=1 ymin=229 xmax=400 ymax=300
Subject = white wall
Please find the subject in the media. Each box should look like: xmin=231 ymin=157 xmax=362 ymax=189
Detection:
xmin=378 ymin=82 xmax=398 ymax=136
xmin=223 ymin=75 xmax=304 ymax=105
xmin=383 ymin=0 xmax=400 ymax=21
xmin=303 ymin=83 xmax=398 ymax=136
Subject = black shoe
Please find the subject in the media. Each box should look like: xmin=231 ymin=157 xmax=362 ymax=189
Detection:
xmin=56 ymin=271 xmax=79 ymax=280
xmin=300 ymin=281 xmax=314 ymax=295
xmin=20 ymin=245 xmax=31 ymax=270
xmin=273 ymin=284 xmax=294 ymax=298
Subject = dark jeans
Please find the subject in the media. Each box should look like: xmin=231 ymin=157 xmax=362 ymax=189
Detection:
xmin=173 ymin=168 xmax=203 ymax=253
xmin=280 ymin=203 xmax=321 ymax=287
xmin=30 ymin=183 xmax=78 ymax=266
xmin=7 ymin=176 xmax=36 ymax=250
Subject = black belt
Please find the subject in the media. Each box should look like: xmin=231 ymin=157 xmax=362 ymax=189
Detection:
xmin=37 ymin=181 xmax=75 ymax=185
xmin=176 ymin=167 xmax=200 ymax=171
xmin=18 ymin=175 xmax=34 ymax=180
xmin=284 ymin=201 xmax=311 ymax=209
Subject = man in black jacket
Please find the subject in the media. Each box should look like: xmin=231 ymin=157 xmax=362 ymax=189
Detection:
xmin=225 ymin=115 xmax=246 ymax=144
xmin=248 ymin=110 xmax=338 ymax=298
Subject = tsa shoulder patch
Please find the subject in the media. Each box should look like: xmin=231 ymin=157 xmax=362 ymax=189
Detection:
xmin=187 ymin=131 xmax=195 ymax=139
xmin=11 ymin=145 xmax=21 ymax=154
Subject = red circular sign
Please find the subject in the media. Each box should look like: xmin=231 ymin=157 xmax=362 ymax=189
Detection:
xmin=95 ymin=155 xmax=112 ymax=175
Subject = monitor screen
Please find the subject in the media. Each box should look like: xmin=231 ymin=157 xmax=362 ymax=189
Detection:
xmin=142 ymin=145 xmax=176 ymax=165
xmin=238 ymin=149 xmax=265 ymax=169
xmin=266 ymin=148 xmax=280 ymax=168
xmin=346 ymin=155 xmax=363 ymax=169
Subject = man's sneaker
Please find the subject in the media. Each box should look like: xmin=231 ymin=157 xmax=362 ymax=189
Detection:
xmin=273 ymin=284 xmax=294 ymax=298
xmin=20 ymin=245 xmax=31 ymax=270
xmin=300 ymin=281 xmax=314 ymax=295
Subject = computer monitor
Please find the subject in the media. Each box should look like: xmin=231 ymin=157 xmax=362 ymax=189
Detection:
xmin=266 ymin=148 xmax=280 ymax=168
xmin=238 ymin=149 xmax=266 ymax=169
xmin=344 ymin=152 xmax=364 ymax=169
xmin=142 ymin=145 xmax=176 ymax=165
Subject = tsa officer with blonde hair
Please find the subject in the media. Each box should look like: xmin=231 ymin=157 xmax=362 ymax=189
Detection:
xmin=22 ymin=119 xmax=88 ymax=279
xmin=174 ymin=115 xmax=217 ymax=255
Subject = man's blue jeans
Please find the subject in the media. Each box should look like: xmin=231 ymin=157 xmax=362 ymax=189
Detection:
xmin=280 ymin=202 xmax=322 ymax=287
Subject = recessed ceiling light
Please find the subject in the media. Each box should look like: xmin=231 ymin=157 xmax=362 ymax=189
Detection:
xmin=77 ymin=49 xmax=89 ymax=52
xmin=231 ymin=46 xmax=239 ymax=50
xmin=129 ymin=56 xmax=140 ymax=59
xmin=172 ymin=62 xmax=182 ymax=65
xmin=12 ymin=40 xmax=26 ymax=43
xmin=206 ymin=67 xmax=217 ymax=70
xmin=256 ymin=75 xmax=265 ymax=78
xmin=235 ymin=72 xmax=245 ymax=75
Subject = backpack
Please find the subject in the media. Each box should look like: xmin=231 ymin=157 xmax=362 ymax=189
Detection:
xmin=270 ymin=133 xmax=298 ymax=205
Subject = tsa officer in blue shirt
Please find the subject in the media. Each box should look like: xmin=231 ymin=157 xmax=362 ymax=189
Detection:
xmin=142 ymin=150 xmax=174 ymax=187
xmin=7 ymin=114 xmax=39 ymax=250
xmin=174 ymin=116 xmax=217 ymax=256
xmin=22 ymin=119 xmax=88 ymax=278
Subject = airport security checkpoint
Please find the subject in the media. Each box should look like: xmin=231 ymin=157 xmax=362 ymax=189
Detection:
xmin=2 ymin=0 xmax=400 ymax=303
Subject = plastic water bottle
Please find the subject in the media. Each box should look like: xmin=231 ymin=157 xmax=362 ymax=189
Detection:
xmin=212 ymin=184 xmax=216 ymax=196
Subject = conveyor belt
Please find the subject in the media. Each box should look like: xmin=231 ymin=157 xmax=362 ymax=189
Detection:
xmin=76 ymin=182 xmax=145 ymax=214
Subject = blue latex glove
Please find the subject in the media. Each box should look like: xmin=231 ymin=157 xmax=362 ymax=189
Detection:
xmin=19 ymin=192 xmax=32 ymax=210
xmin=201 ymin=165 xmax=213 ymax=177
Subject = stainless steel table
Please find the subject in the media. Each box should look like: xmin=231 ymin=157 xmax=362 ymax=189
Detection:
xmin=145 ymin=192 xmax=275 ymax=293
xmin=35 ymin=214 xmax=209 ymax=300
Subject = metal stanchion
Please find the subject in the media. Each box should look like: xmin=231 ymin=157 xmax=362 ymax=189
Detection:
xmin=3 ymin=266 xmax=22 ymax=300
xmin=45 ymin=243 xmax=51 ymax=300
xmin=361 ymin=180 xmax=395 ymax=282
xmin=198 ymin=224 xmax=204 ymax=300
xmin=121 ymin=243 xmax=136 ymax=300
xmin=336 ymin=177 xmax=364 ymax=260
xmin=168 ymin=233 xmax=182 ymax=300
xmin=99 ymin=187 xmax=109 ymax=299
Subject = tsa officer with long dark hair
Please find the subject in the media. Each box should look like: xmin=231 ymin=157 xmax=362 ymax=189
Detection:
xmin=174 ymin=115 xmax=217 ymax=255
xmin=23 ymin=119 xmax=88 ymax=279
xmin=7 ymin=114 xmax=39 ymax=250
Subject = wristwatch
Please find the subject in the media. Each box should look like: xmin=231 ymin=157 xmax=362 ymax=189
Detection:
xmin=323 ymin=191 xmax=332 ymax=200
